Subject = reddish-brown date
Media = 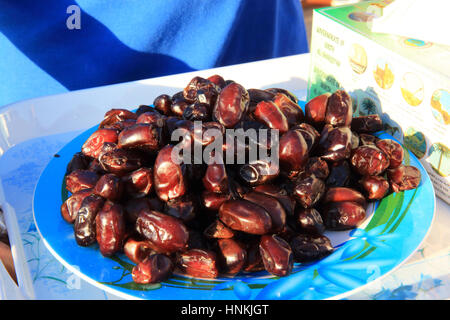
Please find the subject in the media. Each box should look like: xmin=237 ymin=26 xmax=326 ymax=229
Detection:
xmin=183 ymin=76 xmax=219 ymax=103
xmin=322 ymin=201 xmax=366 ymax=230
xmin=318 ymin=125 xmax=353 ymax=162
xmin=218 ymin=199 xmax=272 ymax=235
xmin=122 ymin=167 xmax=153 ymax=198
xmin=82 ymin=128 xmax=119 ymax=159
xmin=99 ymin=109 xmax=137 ymax=128
xmin=93 ymin=173 xmax=123 ymax=201
xmin=95 ymin=202 xmax=126 ymax=256
xmin=163 ymin=194 xmax=197 ymax=222
xmin=259 ymin=235 xmax=293 ymax=277
xmin=74 ymin=194 xmax=105 ymax=247
xmin=243 ymin=241 xmax=265 ymax=272
xmin=304 ymin=93 xmax=330 ymax=128
xmin=239 ymin=160 xmax=279 ymax=186
xmin=295 ymin=208 xmax=325 ymax=234
xmin=203 ymin=162 xmax=228 ymax=193
xmin=61 ymin=188 xmax=92 ymax=223
xmin=325 ymin=90 xmax=353 ymax=127
xmin=117 ymin=123 xmax=162 ymax=151
xmin=359 ymin=175 xmax=390 ymax=200
xmin=305 ymin=157 xmax=329 ymax=180
xmin=253 ymin=184 xmax=296 ymax=217
xmin=243 ymin=191 xmax=286 ymax=233
xmin=215 ymin=238 xmax=247 ymax=275
xmin=323 ymin=187 xmax=366 ymax=206
xmin=272 ymin=93 xmax=304 ymax=127
xmin=376 ymin=139 xmax=404 ymax=168
xmin=351 ymin=145 xmax=390 ymax=176
xmin=132 ymin=254 xmax=173 ymax=284
xmin=124 ymin=238 xmax=155 ymax=264
xmin=66 ymin=152 xmax=90 ymax=174
xmin=279 ymin=130 xmax=309 ymax=172
xmin=351 ymin=114 xmax=382 ymax=133
xmin=136 ymin=110 xmax=166 ymax=128
xmin=177 ymin=249 xmax=219 ymax=278
xmin=98 ymin=148 xmax=143 ymax=175
xmin=213 ymin=82 xmax=249 ymax=128
xmin=153 ymin=94 xmax=172 ymax=116
xmin=65 ymin=169 xmax=99 ymax=194
xmin=254 ymin=100 xmax=289 ymax=133
xmin=292 ymin=174 xmax=326 ymax=209
xmin=201 ymin=191 xmax=230 ymax=211
xmin=388 ymin=165 xmax=421 ymax=192
xmin=207 ymin=74 xmax=226 ymax=89
xmin=135 ymin=210 xmax=189 ymax=253
xmin=204 ymin=220 xmax=234 ymax=239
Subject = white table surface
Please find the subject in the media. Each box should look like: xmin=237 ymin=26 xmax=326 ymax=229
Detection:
xmin=0 ymin=53 xmax=448 ymax=300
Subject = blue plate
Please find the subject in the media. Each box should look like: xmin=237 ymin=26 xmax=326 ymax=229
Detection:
xmin=33 ymin=120 xmax=435 ymax=300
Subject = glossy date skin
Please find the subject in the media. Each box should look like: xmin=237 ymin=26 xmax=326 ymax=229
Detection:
xmin=61 ymin=188 xmax=92 ymax=223
xmin=325 ymin=90 xmax=353 ymax=127
xmin=239 ymin=160 xmax=279 ymax=186
xmin=290 ymin=234 xmax=333 ymax=262
xmin=203 ymin=162 xmax=228 ymax=193
xmin=351 ymin=145 xmax=390 ymax=176
xmin=304 ymin=93 xmax=330 ymax=129
xmin=219 ymin=199 xmax=272 ymax=235
xmin=295 ymin=208 xmax=325 ymax=234
xmin=132 ymin=254 xmax=173 ymax=284
xmin=82 ymin=128 xmax=119 ymax=158
xmin=323 ymin=187 xmax=366 ymax=206
xmin=99 ymin=109 xmax=137 ymax=129
xmin=124 ymin=238 xmax=156 ymax=264
xmin=74 ymin=194 xmax=105 ymax=247
xmin=95 ymin=202 xmax=126 ymax=256
xmin=215 ymin=238 xmax=247 ymax=275
xmin=94 ymin=173 xmax=123 ymax=201
xmin=213 ymin=82 xmax=249 ymax=128
xmin=98 ymin=148 xmax=143 ymax=176
xmin=322 ymin=201 xmax=366 ymax=230
xmin=318 ymin=125 xmax=353 ymax=162
xmin=177 ymin=249 xmax=219 ymax=278
xmin=118 ymin=123 xmax=162 ymax=151
xmin=135 ymin=210 xmax=189 ymax=253
xmin=254 ymin=100 xmax=289 ymax=133
xmin=66 ymin=169 xmax=100 ymax=194
xmin=388 ymin=165 xmax=421 ymax=192
xmin=351 ymin=114 xmax=382 ymax=133
xmin=272 ymin=93 xmax=304 ymax=127
xmin=243 ymin=191 xmax=287 ymax=233
xmin=279 ymin=130 xmax=309 ymax=172
xmin=292 ymin=174 xmax=326 ymax=209
xmin=122 ymin=167 xmax=153 ymax=198
xmin=259 ymin=235 xmax=293 ymax=277
xmin=359 ymin=175 xmax=390 ymax=200
xmin=153 ymin=94 xmax=173 ymax=116
xmin=376 ymin=139 xmax=404 ymax=169
xmin=204 ymin=220 xmax=234 ymax=239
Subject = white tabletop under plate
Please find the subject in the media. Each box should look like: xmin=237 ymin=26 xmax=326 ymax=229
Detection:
xmin=0 ymin=54 xmax=448 ymax=300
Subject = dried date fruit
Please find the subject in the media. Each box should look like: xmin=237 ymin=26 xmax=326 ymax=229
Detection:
xmin=305 ymin=93 xmax=330 ymax=129
xmin=66 ymin=169 xmax=100 ymax=194
xmin=132 ymin=254 xmax=173 ymax=284
xmin=359 ymin=175 xmax=390 ymax=200
xmin=215 ymin=238 xmax=247 ymax=275
xmin=295 ymin=208 xmax=325 ymax=234
xmin=290 ymin=234 xmax=333 ymax=262
xmin=95 ymin=202 xmax=126 ymax=256
xmin=375 ymin=139 xmax=404 ymax=169
xmin=61 ymin=188 xmax=92 ymax=223
xmin=387 ymin=165 xmax=421 ymax=192
xmin=177 ymin=249 xmax=219 ymax=278
xmin=351 ymin=145 xmax=390 ymax=176
xmin=322 ymin=201 xmax=366 ymax=230
xmin=243 ymin=191 xmax=286 ymax=233
xmin=325 ymin=90 xmax=352 ymax=127
xmin=259 ymin=234 xmax=293 ymax=277
xmin=213 ymin=82 xmax=249 ymax=128
xmin=74 ymin=194 xmax=105 ymax=246
xmin=351 ymin=114 xmax=382 ymax=133
xmin=93 ymin=173 xmax=123 ymax=201
xmin=153 ymin=94 xmax=173 ymax=116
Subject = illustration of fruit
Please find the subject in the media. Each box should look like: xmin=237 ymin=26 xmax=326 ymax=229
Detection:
xmin=427 ymin=143 xmax=449 ymax=177
xmin=359 ymin=98 xmax=378 ymax=116
xmin=349 ymin=44 xmax=368 ymax=74
xmin=430 ymin=89 xmax=450 ymax=125
xmin=373 ymin=59 xmax=394 ymax=89
xmin=403 ymin=128 xmax=426 ymax=159
xmin=400 ymin=73 xmax=424 ymax=106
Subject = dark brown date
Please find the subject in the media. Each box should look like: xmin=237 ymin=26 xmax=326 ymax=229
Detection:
xmin=359 ymin=133 xmax=379 ymax=146
xmin=213 ymin=82 xmax=249 ymax=128
xmin=207 ymin=74 xmax=226 ymax=89
xmin=215 ymin=238 xmax=247 ymax=275
xmin=219 ymin=199 xmax=272 ymax=235
xmin=99 ymin=109 xmax=137 ymax=128
xmin=124 ymin=238 xmax=155 ymax=264
xmin=279 ymin=130 xmax=309 ymax=172
xmin=183 ymin=102 xmax=211 ymax=121
xmin=61 ymin=188 xmax=92 ymax=223
xmin=295 ymin=208 xmax=325 ymax=234
xmin=132 ymin=254 xmax=173 ymax=284
xmin=259 ymin=235 xmax=293 ymax=277
xmin=98 ymin=148 xmax=143 ymax=175
xmin=153 ymin=94 xmax=173 ymax=116
xmin=305 ymin=157 xmax=329 ymax=180
xmin=375 ymin=139 xmax=404 ymax=168
xmin=135 ymin=210 xmax=189 ymax=253
xmin=239 ymin=160 xmax=279 ymax=186
xmin=74 ymin=194 xmax=105 ymax=246
xmin=272 ymin=93 xmax=304 ymax=127
xmin=122 ymin=167 xmax=153 ymax=198
xmin=326 ymin=160 xmax=351 ymax=188
xmin=93 ymin=173 xmax=123 ymax=201
xmin=183 ymin=76 xmax=219 ymax=103
xmin=163 ymin=194 xmax=196 ymax=222
xmin=351 ymin=114 xmax=382 ymax=133
xmin=359 ymin=175 xmax=390 ymax=200
xmin=136 ymin=110 xmax=166 ymax=128
xmin=118 ymin=123 xmax=162 ymax=151
xmin=265 ymin=88 xmax=298 ymax=104
xmin=254 ymin=100 xmax=289 ymax=133
xmin=292 ymin=175 xmax=326 ymax=209
xmin=66 ymin=152 xmax=90 ymax=174
xmin=95 ymin=202 xmax=126 ymax=256
xmin=177 ymin=249 xmax=219 ymax=278
xmin=201 ymin=191 xmax=231 ymax=211
xmin=243 ymin=191 xmax=286 ymax=233
xmin=153 ymin=145 xmax=187 ymax=201
xmin=325 ymin=90 xmax=352 ymax=127
xmin=243 ymin=241 xmax=265 ymax=272
xmin=204 ymin=220 xmax=234 ymax=239
xmin=305 ymin=93 xmax=330 ymax=128
xmin=323 ymin=187 xmax=366 ymax=206
xmin=318 ymin=125 xmax=353 ymax=162
xmin=253 ymin=184 xmax=296 ymax=217
xmin=65 ymin=169 xmax=100 ymax=194
xmin=351 ymin=145 xmax=390 ymax=176
xmin=387 ymin=165 xmax=421 ymax=192
xmin=290 ymin=234 xmax=333 ymax=262
xmin=203 ymin=162 xmax=228 ymax=193
xmin=322 ymin=201 xmax=366 ymax=230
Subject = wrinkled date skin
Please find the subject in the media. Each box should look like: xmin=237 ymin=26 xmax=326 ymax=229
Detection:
xmin=304 ymin=93 xmax=330 ymax=128
xmin=132 ymin=254 xmax=173 ymax=284
xmin=376 ymin=139 xmax=404 ymax=168
xmin=74 ymin=194 xmax=105 ymax=246
xmin=135 ymin=210 xmax=189 ymax=253
xmin=215 ymin=238 xmax=247 ymax=275
xmin=259 ymin=235 xmax=293 ymax=277
xmin=124 ymin=238 xmax=155 ymax=264
xmin=290 ymin=234 xmax=333 ymax=262
xmin=65 ymin=169 xmax=99 ymax=194
xmin=325 ymin=90 xmax=353 ymax=127
xmin=94 ymin=173 xmax=123 ymax=201
xmin=359 ymin=175 xmax=390 ymax=200
xmin=292 ymin=174 xmax=326 ymax=209
xmin=295 ymin=208 xmax=325 ymax=234
xmin=99 ymin=109 xmax=137 ymax=128
xmin=99 ymin=148 xmax=143 ymax=176
xmin=177 ymin=249 xmax=219 ymax=278
xmin=95 ymin=202 xmax=126 ymax=256
xmin=351 ymin=145 xmax=390 ymax=176
xmin=118 ymin=124 xmax=162 ymax=151
xmin=265 ymin=88 xmax=298 ymax=104
xmin=213 ymin=82 xmax=249 ymax=128
xmin=305 ymin=157 xmax=329 ymax=180
xmin=243 ymin=191 xmax=286 ymax=233
xmin=207 ymin=74 xmax=227 ymax=89
xmin=318 ymin=125 xmax=353 ymax=162
xmin=66 ymin=152 xmax=90 ymax=174
xmin=322 ymin=201 xmax=366 ymax=230
xmin=292 ymin=123 xmax=320 ymax=152
xmin=219 ymin=199 xmax=272 ymax=235
xmin=183 ymin=76 xmax=219 ymax=103
xmin=153 ymin=145 xmax=187 ymax=201
xmin=388 ymin=165 xmax=421 ymax=192
xmin=351 ymin=114 xmax=382 ymax=133
xmin=323 ymin=187 xmax=366 ymax=206
xmin=279 ymin=130 xmax=309 ymax=172
xmin=123 ymin=167 xmax=153 ymax=198
xmin=61 ymin=188 xmax=92 ymax=223
xmin=82 ymin=128 xmax=119 ymax=158
xmin=254 ymin=100 xmax=289 ymax=133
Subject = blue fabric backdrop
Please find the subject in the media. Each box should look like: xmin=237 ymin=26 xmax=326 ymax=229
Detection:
xmin=0 ymin=0 xmax=308 ymax=107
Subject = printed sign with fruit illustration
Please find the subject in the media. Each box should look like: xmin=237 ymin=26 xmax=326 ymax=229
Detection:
xmin=373 ymin=59 xmax=394 ymax=89
xmin=430 ymin=89 xmax=450 ymax=125
xmin=427 ymin=143 xmax=449 ymax=177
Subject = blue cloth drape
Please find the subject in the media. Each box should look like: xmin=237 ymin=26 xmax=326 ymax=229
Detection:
xmin=0 ymin=0 xmax=308 ymax=107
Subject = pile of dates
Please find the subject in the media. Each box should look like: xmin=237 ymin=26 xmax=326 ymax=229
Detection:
xmin=61 ymin=74 xmax=421 ymax=284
